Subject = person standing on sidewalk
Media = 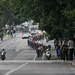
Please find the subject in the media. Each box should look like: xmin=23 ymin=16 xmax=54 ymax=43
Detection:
xmin=67 ymin=38 xmax=74 ymax=61
xmin=7 ymin=29 xmax=9 ymax=36
xmin=1 ymin=32 xmax=3 ymax=41
xmin=73 ymin=36 xmax=75 ymax=60
xmin=62 ymin=43 xmax=68 ymax=61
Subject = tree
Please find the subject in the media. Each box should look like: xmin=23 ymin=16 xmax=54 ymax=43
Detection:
xmin=9 ymin=0 xmax=75 ymax=40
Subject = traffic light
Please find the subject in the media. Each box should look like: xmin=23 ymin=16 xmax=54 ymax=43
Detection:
xmin=8 ymin=20 xmax=10 ymax=22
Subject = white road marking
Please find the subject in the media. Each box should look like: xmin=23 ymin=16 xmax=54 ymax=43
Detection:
xmin=1 ymin=45 xmax=6 ymax=50
xmin=33 ymin=54 xmax=37 ymax=60
xmin=0 ymin=60 xmax=63 ymax=64
xmin=5 ymin=63 xmax=28 ymax=75
xmin=7 ymin=45 xmax=12 ymax=50
xmin=15 ymin=49 xmax=20 ymax=52
xmin=42 ymin=53 xmax=45 ymax=60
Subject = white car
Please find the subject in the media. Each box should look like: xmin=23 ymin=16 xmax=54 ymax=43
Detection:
xmin=22 ymin=34 xmax=29 ymax=39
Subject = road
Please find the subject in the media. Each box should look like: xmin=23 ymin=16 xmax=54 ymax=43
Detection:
xmin=0 ymin=32 xmax=75 ymax=75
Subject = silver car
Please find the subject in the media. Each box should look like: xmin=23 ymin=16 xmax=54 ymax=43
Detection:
xmin=22 ymin=34 xmax=29 ymax=39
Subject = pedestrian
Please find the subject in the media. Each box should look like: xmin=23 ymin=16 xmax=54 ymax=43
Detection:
xmin=57 ymin=43 xmax=61 ymax=58
xmin=1 ymin=32 xmax=3 ymax=41
xmin=10 ymin=30 xmax=13 ymax=37
xmin=62 ymin=43 xmax=68 ymax=61
xmin=67 ymin=38 xmax=74 ymax=61
xmin=7 ymin=29 xmax=9 ymax=36
xmin=73 ymin=36 xmax=75 ymax=60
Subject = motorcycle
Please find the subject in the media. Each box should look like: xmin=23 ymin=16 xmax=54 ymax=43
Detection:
xmin=45 ymin=49 xmax=51 ymax=60
xmin=1 ymin=50 xmax=6 ymax=60
xmin=36 ymin=48 xmax=43 ymax=58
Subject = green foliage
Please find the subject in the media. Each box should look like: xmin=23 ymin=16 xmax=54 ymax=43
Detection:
xmin=9 ymin=0 xmax=75 ymax=40
xmin=0 ymin=0 xmax=12 ymax=28
xmin=0 ymin=0 xmax=22 ymax=30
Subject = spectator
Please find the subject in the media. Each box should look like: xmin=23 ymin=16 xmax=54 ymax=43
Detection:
xmin=73 ymin=36 xmax=75 ymax=60
xmin=67 ymin=38 xmax=74 ymax=61
xmin=1 ymin=32 xmax=3 ymax=41
xmin=62 ymin=43 xmax=68 ymax=61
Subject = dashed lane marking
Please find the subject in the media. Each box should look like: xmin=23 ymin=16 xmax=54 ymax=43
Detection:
xmin=33 ymin=54 xmax=37 ymax=60
xmin=42 ymin=53 xmax=45 ymax=60
xmin=1 ymin=45 xmax=6 ymax=50
xmin=13 ymin=44 xmax=25 ymax=60
xmin=7 ymin=45 xmax=12 ymax=50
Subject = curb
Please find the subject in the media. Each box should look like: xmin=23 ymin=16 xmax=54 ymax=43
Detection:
xmin=58 ymin=60 xmax=75 ymax=66
xmin=72 ymin=60 xmax=75 ymax=66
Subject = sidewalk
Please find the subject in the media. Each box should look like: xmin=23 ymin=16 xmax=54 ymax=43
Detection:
xmin=0 ymin=35 xmax=10 ymax=43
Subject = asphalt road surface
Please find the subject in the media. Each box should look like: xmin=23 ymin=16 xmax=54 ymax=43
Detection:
xmin=0 ymin=32 xmax=75 ymax=75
